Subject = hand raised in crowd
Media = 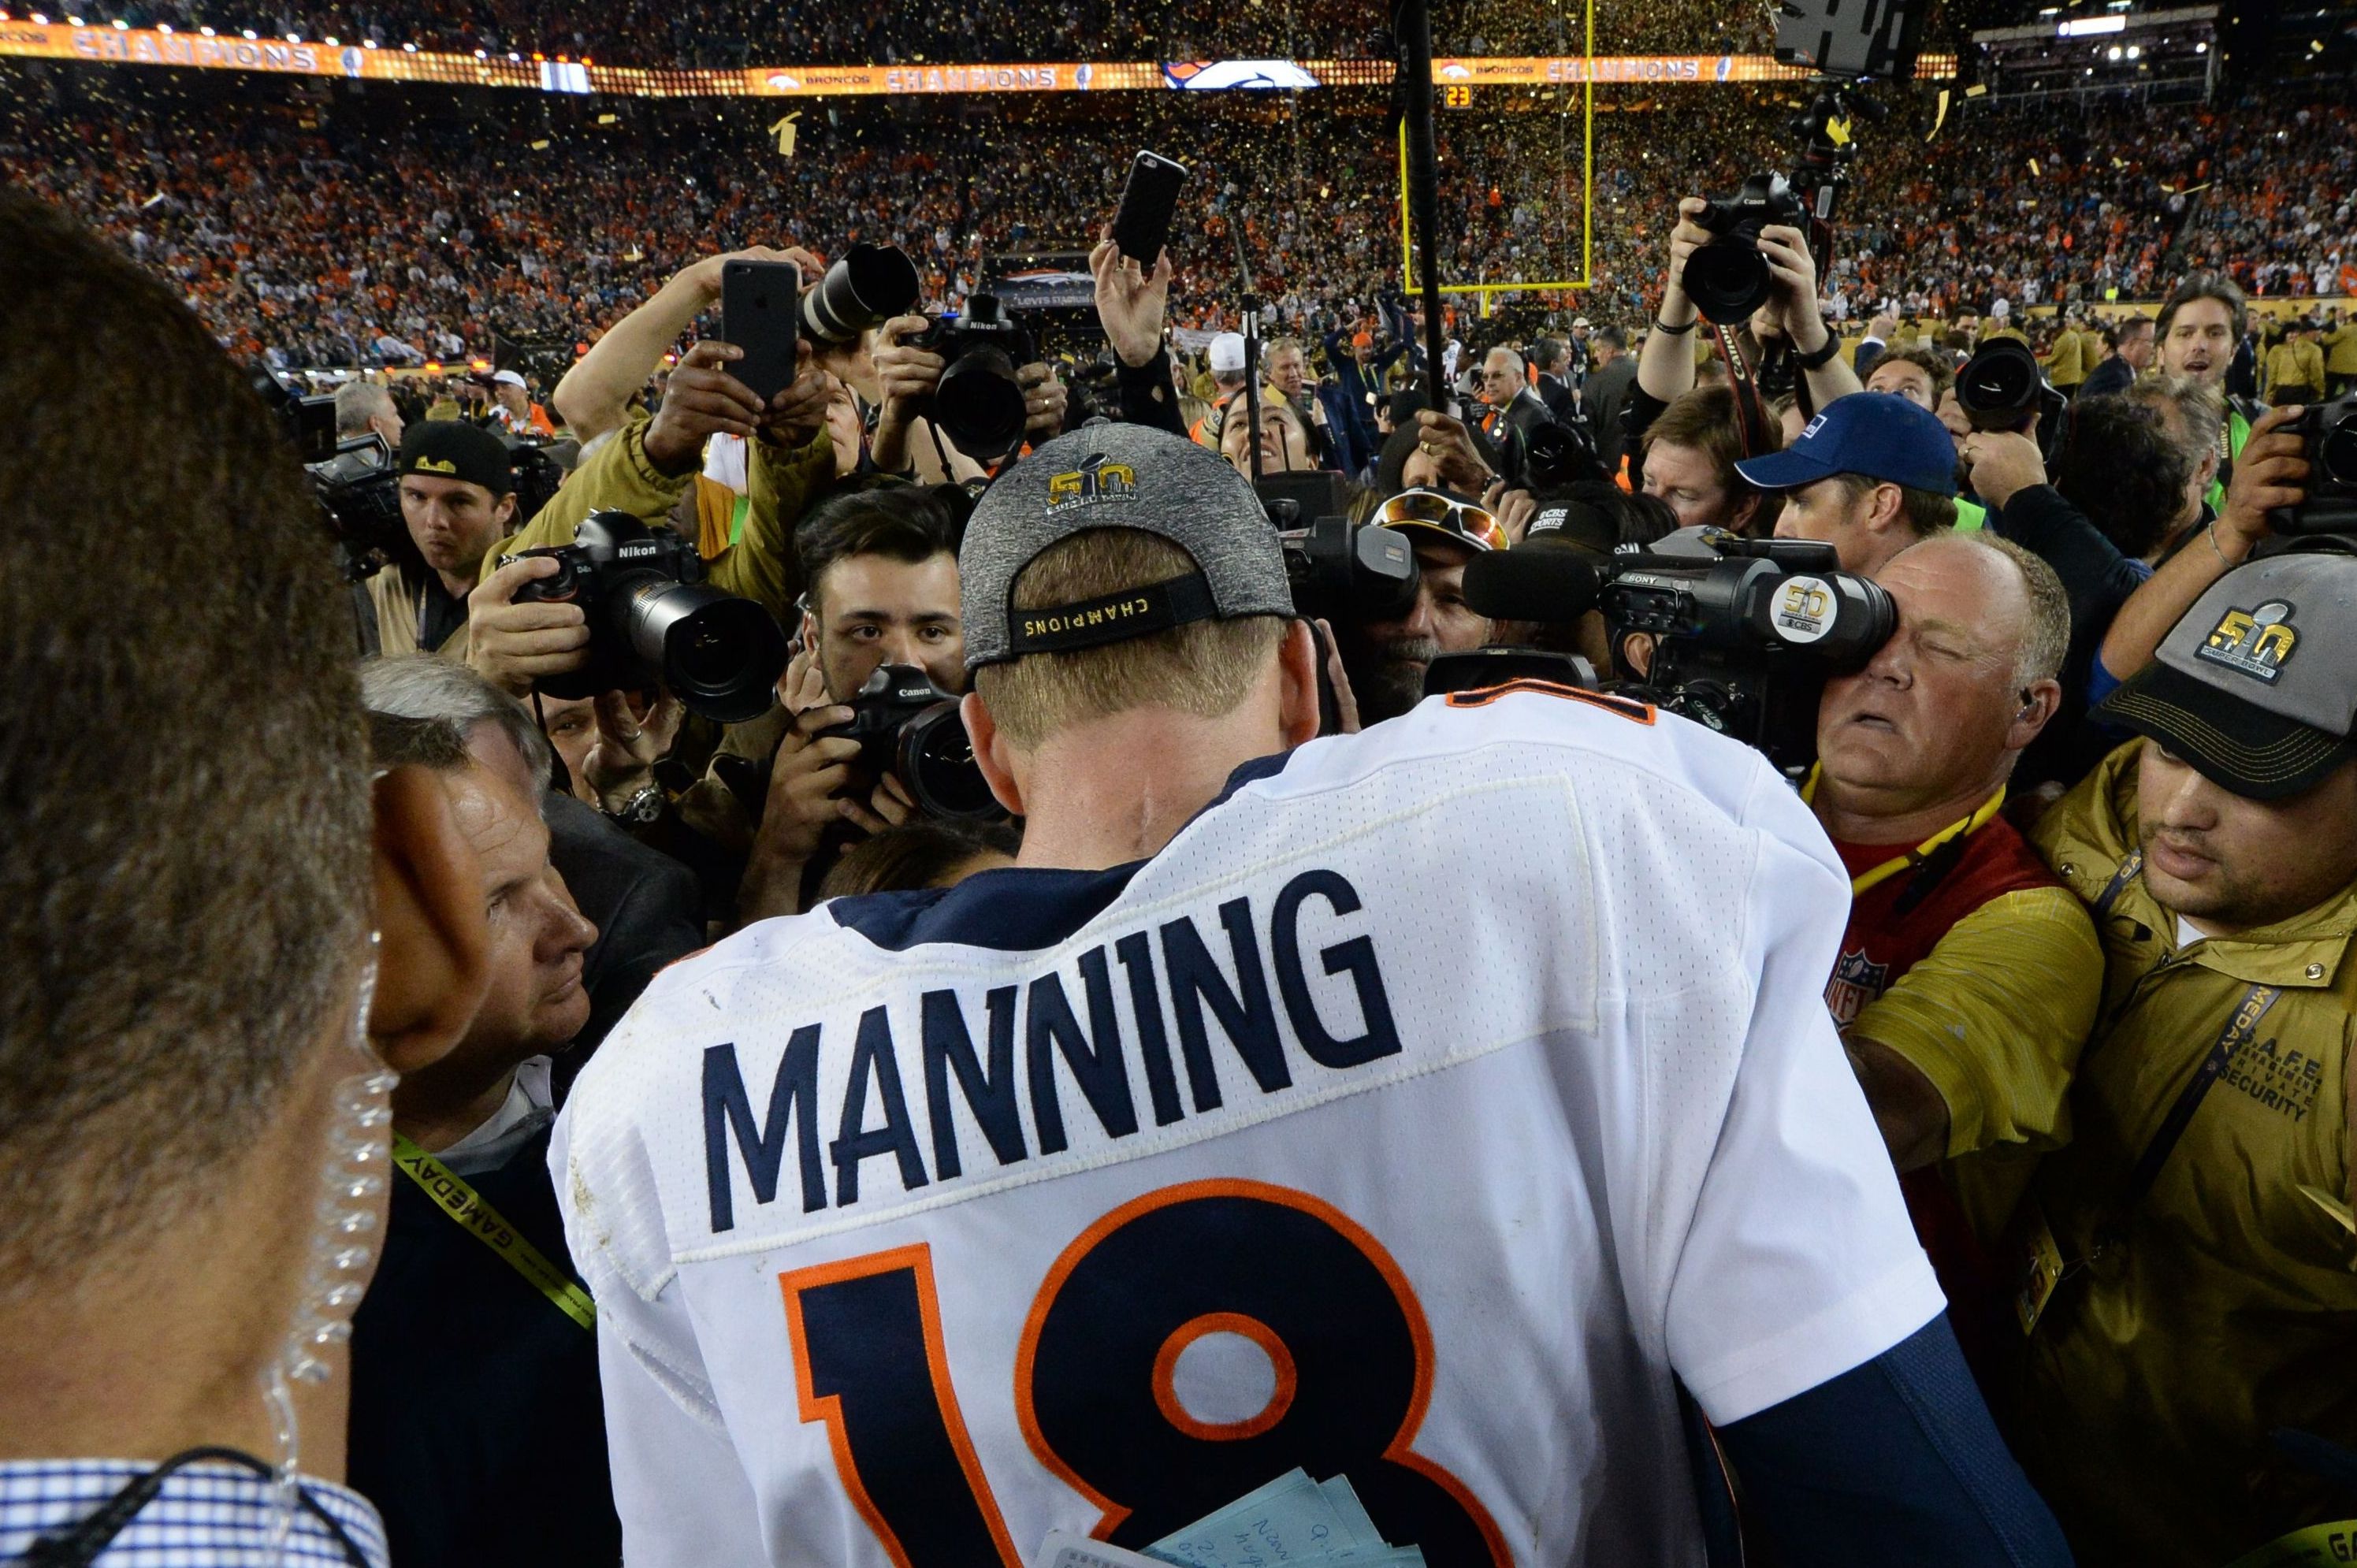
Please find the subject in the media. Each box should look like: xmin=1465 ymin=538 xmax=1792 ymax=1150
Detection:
xmin=1020 ymin=361 xmax=1069 ymax=440
xmin=870 ymin=314 xmax=945 ymax=472
xmin=1314 ymin=619 xmax=1363 ymax=736
xmin=465 ymin=553 xmax=589 ymax=697
xmin=1756 ymin=225 xmax=1831 ymax=352
xmin=673 ymin=243 xmax=823 ymax=305
xmin=580 ymin=689 xmax=686 ymax=815
xmin=1659 ymin=196 xmax=1716 ymax=323
xmin=1868 ymin=310 xmax=1901 ymax=342
xmin=643 ymin=337 xmax=771 ymax=474
xmin=1091 ymin=229 xmax=1173 ymax=369
xmin=757 ymin=357 xmax=836 ymax=451
xmin=2218 ymin=403 xmax=2311 ymax=554
xmin=1960 ymin=419 xmax=2050 ymax=511
xmin=1414 ymin=407 xmax=1495 ymax=494
xmin=1482 ymin=480 xmax=1540 ymax=544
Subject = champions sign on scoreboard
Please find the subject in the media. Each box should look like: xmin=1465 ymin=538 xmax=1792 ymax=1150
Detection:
xmin=0 ymin=24 xmax=1955 ymax=94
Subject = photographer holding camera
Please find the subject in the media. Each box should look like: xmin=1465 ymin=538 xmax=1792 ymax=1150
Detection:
xmin=1804 ymin=533 xmax=2096 ymax=1340
xmin=731 ymin=485 xmax=972 ymax=923
xmin=1633 ymin=192 xmax=1866 ymax=440
xmin=357 ymin=420 xmax=523 ymax=658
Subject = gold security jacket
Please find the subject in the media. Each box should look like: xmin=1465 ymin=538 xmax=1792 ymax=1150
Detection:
xmin=2014 ymin=740 xmax=2357 ymax=1567
xmin=482 ymin=410 xmax=838 ymax=631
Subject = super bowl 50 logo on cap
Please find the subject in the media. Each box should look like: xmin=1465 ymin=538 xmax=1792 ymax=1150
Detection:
xmin=1045 ymin=455 xmax=1138 ymax=515
xmin=2196 ymin=599 xmax=2299 ymax=685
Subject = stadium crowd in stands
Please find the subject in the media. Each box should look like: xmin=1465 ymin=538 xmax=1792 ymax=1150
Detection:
xmin=5 ymin=22 xmax=2357 ymax=1568
xmin=3 ymin=65 xmax=2348 ymax=380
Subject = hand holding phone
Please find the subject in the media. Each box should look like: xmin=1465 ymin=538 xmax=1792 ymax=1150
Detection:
xmin=721 ymin=258 xmax=801 ymax=406
xmin=1112 ymin=150 xmax=1188 ymax=269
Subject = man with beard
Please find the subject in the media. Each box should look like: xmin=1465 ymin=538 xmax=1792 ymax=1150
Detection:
xmin=1332 ymin=491 xmax=1506 ymax=723
xmin=2154 ymin=277 xmax=2258 ymax=509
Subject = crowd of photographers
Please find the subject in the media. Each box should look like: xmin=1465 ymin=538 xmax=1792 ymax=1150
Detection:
xmin=6 ymin=48 xmax=2357 ymax=1567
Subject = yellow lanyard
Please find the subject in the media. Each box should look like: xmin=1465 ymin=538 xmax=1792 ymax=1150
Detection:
xmin=391 ymin=1131 xmax=596 ymax=1332
xmin=1802 ymin=767 xmax=2009 ymax=898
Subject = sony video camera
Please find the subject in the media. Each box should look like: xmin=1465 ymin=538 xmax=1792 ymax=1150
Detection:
xmin=814 ymin=663 xmax=1002 ymax=820
xmin=2271 ymin=392 xmax=2357 ymax=536
xmin=307 ymin=434 xmax=408 ymax=581
xmin=1957 ymin=337 xmax=2069 ymax=460
xmin=504 ymin=511 xmax=789 ymax=723
xmin=910 ymin=294 xmax=1037 ymax=462
xmin=1683 ymin=175 xmax=1809 ymax=326
xmin=1601 ymin=531 xmax=1894 ymax=775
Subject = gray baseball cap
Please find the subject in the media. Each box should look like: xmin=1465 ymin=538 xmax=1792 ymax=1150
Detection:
xmin=959 ymin=423 xmax=1294 ymax=671
xmin=2099 ymin=551 xmax=2357 ymax=799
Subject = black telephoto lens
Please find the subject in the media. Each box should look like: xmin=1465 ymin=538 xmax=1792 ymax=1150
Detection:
xmin=1684 ymin=242 xmax=1774 ymax=325
xmin=898 ymin=702 xmax=1003 ymax=819
xmin=935 ymin=345 xmax=1029 ymax=457
xmin=620 ymin=579 xmax=790 ymax=723
xmin=803 ymin=243 xmax=922 ymax=344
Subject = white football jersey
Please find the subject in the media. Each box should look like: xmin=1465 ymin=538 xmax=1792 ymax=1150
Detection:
xmin=552 ymin=684 xmax=1942 ymax=1568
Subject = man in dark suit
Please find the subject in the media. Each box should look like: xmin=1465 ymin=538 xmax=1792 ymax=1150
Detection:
xmin=2080 ymin=315 xmax=2153 ymax=401
xmin=1583 ymin=325 xmax=1638 ymax=476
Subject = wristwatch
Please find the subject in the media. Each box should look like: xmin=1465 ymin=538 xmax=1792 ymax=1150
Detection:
xmin=604 ymin=780 xmax=666 ymax=826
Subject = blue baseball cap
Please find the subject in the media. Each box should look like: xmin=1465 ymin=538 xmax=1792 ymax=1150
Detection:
xmin=1734 ymin=392 xmax=1958 ymax=498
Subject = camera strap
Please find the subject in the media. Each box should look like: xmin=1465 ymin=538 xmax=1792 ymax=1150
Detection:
xmin=391 ymin=1131 xmax=596 ymax=1332
xmin=1712 ymin=321 xmax=1779 ymax=463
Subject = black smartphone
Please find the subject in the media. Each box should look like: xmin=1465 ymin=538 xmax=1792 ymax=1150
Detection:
xmin=1112 ymin=150 xmax=1188 ymax=268
xmin=721 ymin=258 xmax=801 ymax=406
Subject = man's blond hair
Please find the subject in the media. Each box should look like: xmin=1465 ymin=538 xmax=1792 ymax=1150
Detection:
xmin=974 ymin=529 xmax=1285 ymax=750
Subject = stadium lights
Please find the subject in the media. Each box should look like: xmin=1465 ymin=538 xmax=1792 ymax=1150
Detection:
xmin=364 ymin=37 xmax=377 ymax=46
xmin=65 ymin=13 xmax=83 ymax=22
xmin=325 ymin=34 xmax=337 ymax=43
xmin=110 ymin=16 xmax=126 ymax=26
xmin=240 ymin=26 xmax=255 ymax=37
xmin=2106 ymin=42 xmax=2123 ymax=57
xmin=157 ymin=19 xmax=171 ymax=28
xmin=30 ymin=9 xmax=46 ymax=19
xmin=285 ymin=32 xmax=298 ymax=41
xmin=473 ymin=46 xmax=486 ymax=56
xmin=2126 ymin=42 xmax=2140 ymax=54
xmin=402 ymin=39 xmax=416 ymax=50
xmin=2196 ymin=38 xmax=2208 ymax=48
xmin=201 ymin=24 xmax=215 ymax=34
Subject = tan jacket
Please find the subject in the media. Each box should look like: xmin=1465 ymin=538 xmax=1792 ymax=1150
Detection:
xmin=2013 ymin=741 xmax=2357 ymax=1565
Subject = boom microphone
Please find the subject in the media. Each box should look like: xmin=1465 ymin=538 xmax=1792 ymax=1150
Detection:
xmin=1463 ymin=539 xmax=1604 ymax=624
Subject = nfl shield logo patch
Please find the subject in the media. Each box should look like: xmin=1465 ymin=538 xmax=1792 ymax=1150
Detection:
xmin=1825 ymin=947 xmax=1890 ymax=1026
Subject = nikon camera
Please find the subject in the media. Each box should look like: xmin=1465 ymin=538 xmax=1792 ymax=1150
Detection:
xmin=504 ymin=511 xmax=788 ymax=723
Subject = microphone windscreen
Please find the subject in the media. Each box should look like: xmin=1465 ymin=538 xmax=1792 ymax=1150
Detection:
xmin=1463 ymin=541 xmax=1604 ymax=624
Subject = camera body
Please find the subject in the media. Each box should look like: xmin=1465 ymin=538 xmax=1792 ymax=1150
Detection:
xmin=506 ymin=511 xmax=788 ymax=723
xmin=1685 ymin=174 xmax=1807 ymax=325
xmin=307 ymin=433 xmax=408 ymax=581
xmin=910 ymin=294 xmax=1038 ymax=462
xmin=816 ymin=663 xmax=1002 ymax=820
xmin=1600 ymin=532 xmax=1894 ymax=775
xmin=1957 ymin=337 xmax=2069 ymax=460
xmin=2271 ymin=392 xmax=2357 ymax=535
xmin=1274 ymin=509 xmax=1421 ymax=626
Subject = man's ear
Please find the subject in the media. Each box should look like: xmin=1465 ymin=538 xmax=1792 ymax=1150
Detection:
xmin=1277 ymin=619 xmax=1322 ymax=749
xmin=370 ymin=765 xmax=490 ymax=1076
xmin=2006 ymin=677 xmax=2066 ymax=753
xmin=961 ymin=691 xmax=1027 ymax=819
